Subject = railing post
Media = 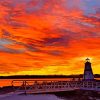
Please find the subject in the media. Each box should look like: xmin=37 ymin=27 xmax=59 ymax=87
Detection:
xmin=24 ymin=81 xmax=27 ymax=95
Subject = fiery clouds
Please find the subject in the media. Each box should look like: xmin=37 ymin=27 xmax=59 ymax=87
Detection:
xmin=0 ymin=0 xmax=100 ymax=75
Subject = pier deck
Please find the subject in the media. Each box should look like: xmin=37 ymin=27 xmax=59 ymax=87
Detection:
xmin=11 ymin=79 xmax=100 ymax=94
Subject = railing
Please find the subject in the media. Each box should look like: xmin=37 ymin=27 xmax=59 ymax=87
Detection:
xmin=11 ymin=80 xmax=100 ymax=94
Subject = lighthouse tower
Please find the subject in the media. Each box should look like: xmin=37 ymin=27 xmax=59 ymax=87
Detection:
xmin=83 ymin=58 xmax=94 ymax=80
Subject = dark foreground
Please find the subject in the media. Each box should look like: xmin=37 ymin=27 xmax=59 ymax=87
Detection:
xmin=53 ymin=90 xmax=100 ymax=100
xmin=0 ymin=86 xmax=100 ymax=100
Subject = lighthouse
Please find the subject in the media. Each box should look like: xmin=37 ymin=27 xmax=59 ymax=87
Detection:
xmin=83 ymin=58 xmax=94 ymax=80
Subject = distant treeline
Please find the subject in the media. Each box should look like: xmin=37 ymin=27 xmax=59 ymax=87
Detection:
xmin=0 ymin=74 xmax=100 ymax=79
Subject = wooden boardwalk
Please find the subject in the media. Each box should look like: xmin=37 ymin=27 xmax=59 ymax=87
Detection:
xmin=11 ymin=79 xmax=100 ymax=94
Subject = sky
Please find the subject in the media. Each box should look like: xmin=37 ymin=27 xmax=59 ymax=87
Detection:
xmin=0 ymin=0 xmax=100 ymax=76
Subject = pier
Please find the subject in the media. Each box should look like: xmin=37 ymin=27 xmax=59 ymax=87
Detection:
xmin=11 ymin=58 xmax=100 ymax=94
xmin=12 ymin=79 xmax=100 ymax=94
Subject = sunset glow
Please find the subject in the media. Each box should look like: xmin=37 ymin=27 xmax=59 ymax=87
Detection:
xmin=0 ymin=0 xmax=100 ymax=76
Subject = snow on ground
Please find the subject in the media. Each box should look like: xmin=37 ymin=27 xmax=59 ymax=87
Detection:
xmin=0 ymin=94 xmax=64 ymax=100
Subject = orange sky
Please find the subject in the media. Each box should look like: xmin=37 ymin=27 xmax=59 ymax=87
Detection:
xmin=0 ymin=0 xmax=100 ymax=76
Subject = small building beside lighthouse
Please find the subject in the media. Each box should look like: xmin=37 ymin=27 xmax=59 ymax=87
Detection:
xmin=83 ymin=58 xmax=94 ymax=80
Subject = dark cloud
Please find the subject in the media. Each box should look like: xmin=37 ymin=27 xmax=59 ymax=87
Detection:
xmin=47 ymin=50 xmax=63 ymax=56
xmin=42 ymin=36 xmax=70 ymax=47
xmin=23 ymin=43 xmax=41 ymax=52
xmin=2 ymin=29 xmax=11 ymax=37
